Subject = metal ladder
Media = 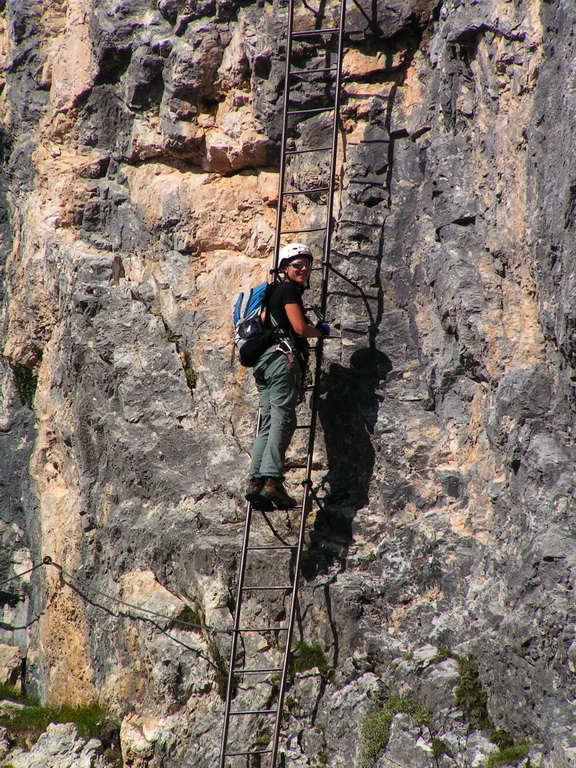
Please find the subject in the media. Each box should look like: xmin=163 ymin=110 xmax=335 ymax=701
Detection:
xmin=219 ymin=1 xmax=346 ymax=765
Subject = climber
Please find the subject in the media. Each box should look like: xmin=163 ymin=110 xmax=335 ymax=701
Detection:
xmin=245 ymin=243 xmax=330 ymax=510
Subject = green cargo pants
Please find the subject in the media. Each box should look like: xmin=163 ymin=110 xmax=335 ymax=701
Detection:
xmin=249 ymin=346 xmax=301 ymax=479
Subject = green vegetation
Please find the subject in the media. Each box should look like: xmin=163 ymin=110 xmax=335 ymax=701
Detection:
xmin=313 ymin=721 xmax=328 ymax=765
xmin=265 ymin=679 xmax=280 ymax=709
xmin=491 ymin=729 xmax=515 ymax=750
xmin=168 ymin=603 xmax=204 ymax=631
xmin=12 ymin=364 xmax=37 ymax=408
xmin=207 ymin=637 xmax=229 ymax=700
xmin=0 ymin=685 xmax=122 ymax=765
xmin=285 ymin=694 xmax=300 ymax=711
xmin=292 ymin=641 xmax=333 ymax=680
xmin=213 ymin=669 xmax=228 ymax=699
xmin=431 ymin=648 xmax=531 ymax=765
xmin=0 ymin=698 xmax=118 ymax=750
xmin=431 ymin=649 xmax=494 ymax=731
xmin=430 ymin=646 xmax=454 ymax=664
xmin=166 ymin=603 xmax=229 ymax=699
xmin=359 ymin=695 xmax=431 ymax=768
xmin=161 ymin=320 xmax=197 ymax=392
xmin=454 ymin=655 xmax=493 ymax=731
xmin=0 ymin=683 xmax=33 ymax=705
xmin=431 ymin=737 xmax=454 ymax=760
xmin=165 ymin=327 xmax=181 ymax=344
xmin=485 ymin=743 xmax=531 ymax=768
xmin=254 ymin=726 xmax=271 ymax=748
xmin=184 ymin=364 xmax=197 ymax=390
xmin=0 ymin=701 xmax=103 ymax=742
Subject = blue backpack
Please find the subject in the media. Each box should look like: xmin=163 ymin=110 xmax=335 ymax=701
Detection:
xmin=233 ymin=282 xmax=278 ymax=366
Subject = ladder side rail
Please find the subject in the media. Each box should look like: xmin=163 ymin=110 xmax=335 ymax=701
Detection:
xmin=222 ymin=0 xmax=346 ymax=763
xmin=268 ymin=258 xmax=330 ymax=765
xmin=267 ymin=423 xmax=319 ymax=768
xmin=270 ymin=9 xmax=347 ymax=763
xmin=272 ymin=0 xmax=296 ymax=275
xmin=218 ymin=502 xmax=254 ymax=768
xmin=218 ymin=410 xmax=263 ymax=768
xmin=319 ymin=0 xmax=347 ymax=318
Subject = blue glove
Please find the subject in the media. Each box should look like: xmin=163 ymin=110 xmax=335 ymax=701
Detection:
xmin=316 ymin=321 xmax=330 ymax=337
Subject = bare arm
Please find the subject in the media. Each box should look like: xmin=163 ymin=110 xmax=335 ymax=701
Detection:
xmin=285 ymin=302 xmax=322 ymax=338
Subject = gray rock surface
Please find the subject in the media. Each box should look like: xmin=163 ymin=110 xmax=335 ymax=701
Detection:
xmin=7 ymin=722 xmax=111 ymax=768
xmin=0 ymin=0 xmax=575 ymax=766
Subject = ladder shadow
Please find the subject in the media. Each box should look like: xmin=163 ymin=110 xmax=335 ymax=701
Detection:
xmin=293 ymin=573 xmax=341 ymax=726
xmin=291 ymin=341 xmax=391 ymax=727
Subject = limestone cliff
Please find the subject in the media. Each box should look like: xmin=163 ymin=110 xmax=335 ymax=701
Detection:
xmin=0 ymin=0 xmax=575 ymax=766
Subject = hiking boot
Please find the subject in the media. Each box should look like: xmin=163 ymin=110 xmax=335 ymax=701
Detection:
xmin=245 ymin=478 xmax=274 ymax=510
xmin=260 ymin=477 xmax=298 ymax=509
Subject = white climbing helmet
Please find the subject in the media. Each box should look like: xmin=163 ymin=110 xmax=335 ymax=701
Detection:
xmin=278 ymin=242 xmax=313 ymax=269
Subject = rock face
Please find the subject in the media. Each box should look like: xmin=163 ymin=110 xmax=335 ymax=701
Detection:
xmin=0 ymin=0 xmax=575 ymax=767
xmin=7 ymin=722 xmax=111 ymax=768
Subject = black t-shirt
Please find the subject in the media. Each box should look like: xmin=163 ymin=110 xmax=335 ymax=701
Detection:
xmin=266 ymin=280 xmax=309 ymax=356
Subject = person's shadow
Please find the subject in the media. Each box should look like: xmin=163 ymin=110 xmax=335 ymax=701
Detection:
xmin=301 ymin=346 xmax=392 ymax=577
xmin=294 ymin=345 xmax=391 ymax=705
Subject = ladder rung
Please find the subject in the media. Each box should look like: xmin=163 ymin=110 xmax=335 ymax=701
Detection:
xmin=233 ymin=667 xmax=283 ymax=675
xmin=347 ymin=138 xmax=390 ymax=146
xmin=242 ymin=585 xmax=293 ymax=591
xmin=340 ymin=219 xmax=383 ymax=227
xmin=291 ymin=66 xmax=338 ymax=76
xmin=229 ymin=709 xmax=277 ymax=716
xmin=283 ymin=186 xmax=330 ymax=195
xmin=246 ymin=545 xmax=297 ymax=550
xmin=295 ymin=424 xmax=312 ymax=430
xmin=349 ymin=179 xmax=385 ymax=185
xmin=285 ymin=146 xmax=332 ymax=155
xmin=292 ymin=27 xmax=339 ymax=38
xmin=280 ymin=227 xmax=326 ymax=236
xmin=287 ymin=106 xmax=334 ymax=116
xmin=234 ymin=627 xmax=289 ymax=633
xmin=225 ymin=751 xmax=273 ymax=757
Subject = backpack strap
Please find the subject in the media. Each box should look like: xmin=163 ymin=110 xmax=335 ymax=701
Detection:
xmin=262 ymin=283 xmax=281 ymax=336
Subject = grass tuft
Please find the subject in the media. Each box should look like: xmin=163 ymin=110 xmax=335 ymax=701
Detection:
xmin=0 ymin=701 xmax=109 ymax=744
xmin=184 ymin=365 xmax=197 ymax=390
xmin=0 ymin=683 xmax=33 ymax=706
xmin=12 ymin=364 xmax=37 ymax=408
xmin=430 ymin=646 xmax=456 ymax=664
xmin=292 ymin=641 xmax=332 ymax=679
xmin=484 ymin=743 xmax=531 ymax=768
xmin=359 ymin=695 xmax=431 ymax=768
xmin=0 ymin=688 xmax=121 ymax=764
xmin=431 ymin=737 xmax=454 ymax=759
xmin=455 ymin=656 xmax=493 ymax=731
xmin=168 ymin=603 xmax=204 ymax=631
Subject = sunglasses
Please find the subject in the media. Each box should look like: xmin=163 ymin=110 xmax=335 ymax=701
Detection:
xmin=288 ymin=261 xmax=312 ymax=270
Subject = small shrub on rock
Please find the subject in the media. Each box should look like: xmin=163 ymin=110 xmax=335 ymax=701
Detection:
xmin=359 ymin=694 xmax=431 ymax=768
